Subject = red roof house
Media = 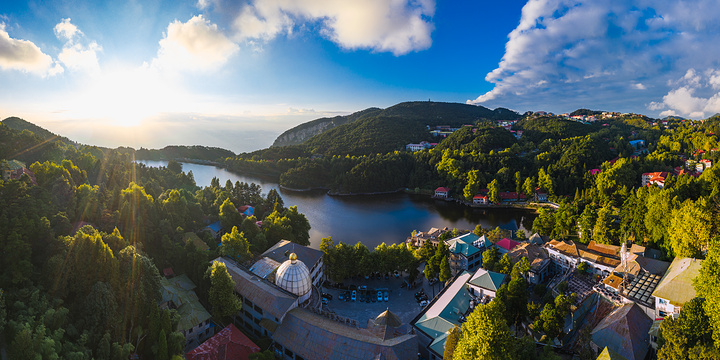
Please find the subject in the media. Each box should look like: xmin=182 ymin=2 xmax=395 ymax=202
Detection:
xmin=473 ymin=194 xmax=489 ymax=204
xmin=186 ymin=324 xmax=260 ymax=360
xmin=435 ymin=187 xmax=450 ymax=198
xmin=496 ymin=238 xmax=520 ymax=253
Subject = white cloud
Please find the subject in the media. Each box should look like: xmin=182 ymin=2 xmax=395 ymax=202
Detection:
xmin=153 ymin=15 xmax=238 ymax=72
xmin=54 ymin=18 xmax=101 ymax=73
xmin=467 ymin=0 xmax=720 ymax=116
xmin=0 ymin=23 xmax=58 ymax=76
xmin=230 ymin=0 xmax=435 ymax=56
xmin=54 ymin=18 xmax=80 ymax=41
xmin=654 ymin=69 xmax=720 ymax=119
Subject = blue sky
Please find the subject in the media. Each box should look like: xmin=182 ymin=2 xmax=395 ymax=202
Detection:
xmin=1 ymin=0 xmax=720 ymax=153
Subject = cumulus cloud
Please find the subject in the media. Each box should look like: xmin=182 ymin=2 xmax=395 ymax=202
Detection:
xmin=0 ymin=23 xmax=58 ymax=76
xmin=54 ymin=18 xmax=80 ymax=40
xmin=654 ymin=69 xmax=720 ymax=119
xmin=230 ymin=0 xmax=435 ymax=56
xmin=153 ymin=15 xmax=238 ymax=72
xmin=54 ymin=18 xmax=101 ymax=73
xmin=467 ymin=0 xmax=720 ymax=116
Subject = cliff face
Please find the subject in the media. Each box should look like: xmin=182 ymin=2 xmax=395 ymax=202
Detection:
xmin=271 ymin=108 xmax=381 ymax=147
xmin=272 ymin=119 xmax=338 ymax=147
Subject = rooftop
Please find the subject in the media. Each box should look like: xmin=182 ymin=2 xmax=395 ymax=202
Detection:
xmin=591 ymin=303 xmax=652 ymax=360
xmin=496 ymin=238 xmax=519 ymax=251
xmin=273 ymin=308 xmax=416 ymax=360
xmin=185 ymin=324 xmax=260 ymax=360
xmin=546 ymin=239 xmax=580 ymax=258
xmin=597 ymin=347 xmax=628 ymax=360
xmin=249 ymin=257 xmax=282 ymax=280
xmin=184 ymin=232 xmax=210 ymax=251
xmin=262 ymin=240 xmax=323 ymax=268
xmin=651 ymin=257 xmax=702 ymax=306
xmin=213 ymin=257 xmax=298 ymax=320
xmin=446 ymin=233 xmax=481 ymax=257
xmin=508 ymin=242 xmax=549 ymax=269
xmin=468 ymin=268 xmax=506 ymax=292
xmin=413 ymin=272 xmax=473 ymax=343
xmin=159 ymin=275 xmax=211 ymax=332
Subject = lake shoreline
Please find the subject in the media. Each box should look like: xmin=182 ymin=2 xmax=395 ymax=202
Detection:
xmin=136 ymin=159 xmax=538 ymax=249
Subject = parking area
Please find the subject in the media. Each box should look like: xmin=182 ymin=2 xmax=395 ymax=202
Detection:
xmin=321 ymin=272 xmax=437 ymax=327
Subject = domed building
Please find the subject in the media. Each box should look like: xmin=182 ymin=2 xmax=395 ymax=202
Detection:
xmin=275 ymin=253 xmax=312 ymax=303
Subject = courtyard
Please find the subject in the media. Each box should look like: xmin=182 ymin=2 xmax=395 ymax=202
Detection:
xmin=321 ymin=272 xmax=438 ymax=327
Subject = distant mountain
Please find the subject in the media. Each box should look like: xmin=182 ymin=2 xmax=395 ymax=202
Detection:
xmin=277 ymin=101 xmax=521 ymax=156
xmin=1 ymin=117 xmax=74 ymax=144
xmin=272 ymin=107 xmax=381 ymax=147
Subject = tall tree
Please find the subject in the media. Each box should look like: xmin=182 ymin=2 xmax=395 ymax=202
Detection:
xmin=220 ymin=226 xmax=250 ymax=262
xmin=454 ymin=301 xmax=514 ymax=360
xmin=523 ymin=177 xmax=536 ymax=199
xmin=488 ymin=179 xmax=500 ymax=204
xmin=695 ymin=241 xmax=720 ymax=349
xmin=464 ymin=170 xmax=480 ymax=201
xmin=219 ymin=198 xmax=242 ymax=230
xmin=444 ymin=326 xmax=461 ymax=360
xmin=206 ymin=261 xmax=243 ymax=320
xmin=439 ymin=255 xmax=452 ymax=285
xmin=592 ymin=205 xmax=615 ymax=245
xmin=668 ymin=199 xmax=712 ymax=258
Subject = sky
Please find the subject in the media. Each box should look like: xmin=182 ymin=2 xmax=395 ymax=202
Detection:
xmin=1 ymin=0 xmax=720 ymax=153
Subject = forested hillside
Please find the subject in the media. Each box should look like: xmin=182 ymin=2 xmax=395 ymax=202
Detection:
xmin=131 ymin=145 xmax=236 ymax=161
xmin=0 ymin=121 xmax=310 ymax=359
xmin=272 ymin=107 xmax=381 ymax=147
xmin=1 ymin=117 xmax=75 ymax=144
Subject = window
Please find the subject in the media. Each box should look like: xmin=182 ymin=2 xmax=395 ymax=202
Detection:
xmin=254 ymin=304 xmax=263 ymax=314
xmin=254 ymin=318 xmax=260 ymax=325
xmin=285 ymin=348 xmax=294 ymax=358
xmin=244 ymin=298 xmax=252 ymax=306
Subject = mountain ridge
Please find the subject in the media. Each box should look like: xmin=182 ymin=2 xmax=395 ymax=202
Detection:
xmin=271 ymin=101 xmax=522 ymax=156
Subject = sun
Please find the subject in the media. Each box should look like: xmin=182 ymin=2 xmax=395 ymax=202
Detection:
xmin=75 ymin=65 xmax=185 ymax=127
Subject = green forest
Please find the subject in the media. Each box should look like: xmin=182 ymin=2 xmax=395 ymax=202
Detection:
xmin=0 ymin=120 xmax=310 ymax=359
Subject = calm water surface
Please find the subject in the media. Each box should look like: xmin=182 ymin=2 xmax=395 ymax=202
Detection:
xmin=138 ymin=160 xmax=537 ymax=249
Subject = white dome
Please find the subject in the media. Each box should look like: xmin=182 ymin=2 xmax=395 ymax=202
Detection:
xmin=275 ymin=253 xmax=312 ymax=300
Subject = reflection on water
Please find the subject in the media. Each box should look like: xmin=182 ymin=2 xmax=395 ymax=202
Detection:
xmin=138 ymin=160 xmax=537 ymax=249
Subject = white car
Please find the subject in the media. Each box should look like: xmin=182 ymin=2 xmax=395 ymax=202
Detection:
xmin=419 ymin=300 xmax=429 ymax=307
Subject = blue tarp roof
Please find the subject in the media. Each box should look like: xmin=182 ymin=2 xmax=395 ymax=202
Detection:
xmin=206 ymin=221 xmax=222 ymax=233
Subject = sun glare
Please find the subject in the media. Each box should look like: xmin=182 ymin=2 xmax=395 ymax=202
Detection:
xmin=74 ymin=66 xmax=185 ymax=127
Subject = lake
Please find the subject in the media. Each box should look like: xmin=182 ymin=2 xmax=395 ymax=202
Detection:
xmin=138 ymin=160 xmax=537 ymax=249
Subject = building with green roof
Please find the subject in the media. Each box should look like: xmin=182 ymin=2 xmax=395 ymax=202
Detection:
xmin=651 ymin=257 xmax=702 ymax=318
xmin=467 ymin=268 xmax=506 ymax=300
xmin=411 ymin=267 xmax=506 ymax=360
xmin=160 ymin=274 xmax=213 ymax=351
xmin=412 ymin=271 xmax=473 ymax=360
xmin=446 ymin=233 xmax=483 ymax=276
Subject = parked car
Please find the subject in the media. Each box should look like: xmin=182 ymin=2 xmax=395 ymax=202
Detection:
xmin=377 ymin=291 xmax=383 ymax=302
xmin=351 ymin=290 xmax=357 ymax=301
xmin=385 ymin=273 xmax=390 ymax=280
xmin=322 ymin=298 xmax=328 ymax=305
xmin=419 ymin=300 xmax=429 ymax=307
xmin=394 ymin=270 xmax=400 ymax=278
xmin=338 ymin=293 xmax=345 ymax=301
xmin=322 ymin=293 xmax=333 ymax=300
xmin=384 ymin=291 xmax=389 ymax=302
